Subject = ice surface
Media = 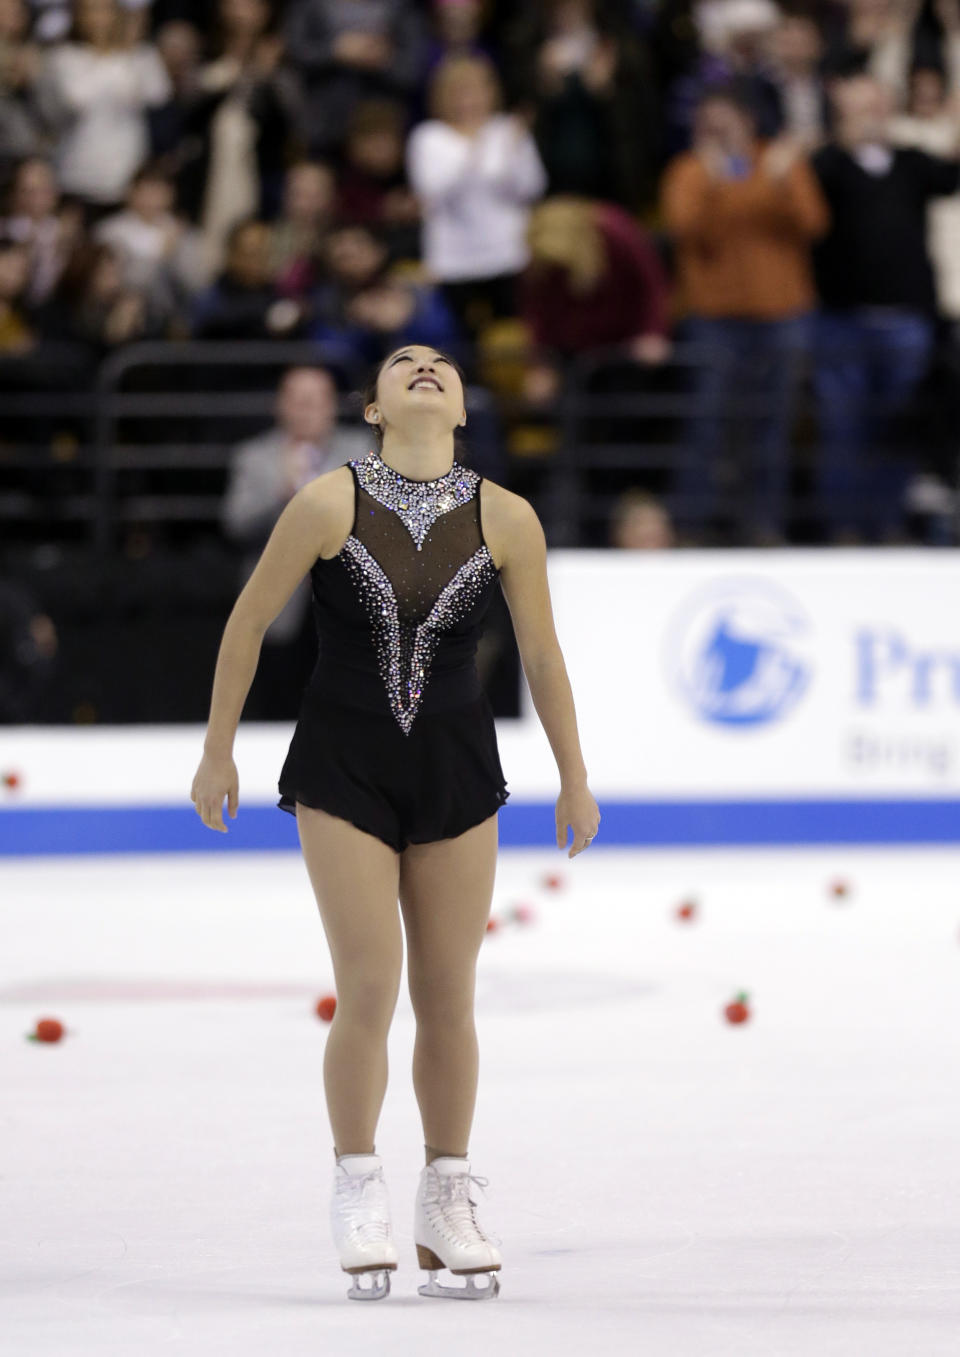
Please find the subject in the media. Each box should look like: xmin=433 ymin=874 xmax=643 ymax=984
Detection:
xmin=3 ymin=844 xmax=960 ymax=1356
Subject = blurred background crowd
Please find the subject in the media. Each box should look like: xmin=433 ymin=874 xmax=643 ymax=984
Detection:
xmin=3 ymin=0 xmax=960 ymax=722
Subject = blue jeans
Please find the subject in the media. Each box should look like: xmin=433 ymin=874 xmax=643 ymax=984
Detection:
xmin=675 ymin=313 xmax=813 ymax=539
xmin=812 ymin=309 xmax=933 ymax=539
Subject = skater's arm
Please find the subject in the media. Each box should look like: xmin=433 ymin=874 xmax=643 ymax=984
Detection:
xmin=192 ymin=474 xmax=349 ymax=832
xmin=493 ymin=494 xmax=583 ymax=780
xmin=488 ymin=487 xmax=600 ymax=855
xmin=202 ymin=472 xmax=347 ymax=758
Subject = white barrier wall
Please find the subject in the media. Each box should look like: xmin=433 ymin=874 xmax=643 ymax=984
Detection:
xmin=1 ymin=549 xmax=958 ymax=850
xmin=537 ymin=547 xmax=960 ymax=797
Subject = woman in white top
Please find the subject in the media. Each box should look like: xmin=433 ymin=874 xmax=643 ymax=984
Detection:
xmin=36 ymin=0 xmax=170 ymax=209
xmin=406 ymin=52 xmax=547 ymax=340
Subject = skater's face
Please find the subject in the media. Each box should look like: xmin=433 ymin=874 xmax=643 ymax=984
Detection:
xmin=366 ymin=346 xmax=466 ymax=440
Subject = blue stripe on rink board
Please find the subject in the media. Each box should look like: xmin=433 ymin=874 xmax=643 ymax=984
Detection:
xmin=1 ymin=799 xmax=960 ymax=855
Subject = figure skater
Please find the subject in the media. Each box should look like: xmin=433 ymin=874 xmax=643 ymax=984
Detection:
xmin=190 ymin=344 xmax=600 ymax=1301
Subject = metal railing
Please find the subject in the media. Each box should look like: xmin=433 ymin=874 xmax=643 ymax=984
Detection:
xmin=1 ymin=338 xmax=957 ymax=552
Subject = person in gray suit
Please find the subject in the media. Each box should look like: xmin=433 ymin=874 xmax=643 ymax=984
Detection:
xmin=221 ymin=364 xmax=370 ymax=718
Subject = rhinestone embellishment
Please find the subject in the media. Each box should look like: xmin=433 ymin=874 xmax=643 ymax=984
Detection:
xmin=351 ymin=450 xmax=481 ymax=550
xmin=340 ymin=536 xmax=497 ymax=733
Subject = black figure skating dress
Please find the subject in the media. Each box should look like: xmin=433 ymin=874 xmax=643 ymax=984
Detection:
xmin=277 ymin=447 xmax=510 ymax=850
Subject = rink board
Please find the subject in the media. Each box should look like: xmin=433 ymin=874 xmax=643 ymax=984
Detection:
xmin=1 ymin=798 xmax=960 ymax=856
xmin=2 ymin=549 xmax=959 ymax=853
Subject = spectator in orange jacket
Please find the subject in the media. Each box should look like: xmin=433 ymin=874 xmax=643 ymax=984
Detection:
xmin=661 ymin=86 xmax=830 ymax=543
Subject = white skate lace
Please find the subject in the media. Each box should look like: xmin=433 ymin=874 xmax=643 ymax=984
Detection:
xmin=336 ymin=1168 xmax=391 ymax=1243
xmin=427 ymin=1171 xmax=502 ymax=1248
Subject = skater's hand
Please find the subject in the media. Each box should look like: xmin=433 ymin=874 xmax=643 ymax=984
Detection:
xmin=556 ymin=782 xmax=600 ymax=857
xmin=190 ymin=753 xmax=239 ymax=832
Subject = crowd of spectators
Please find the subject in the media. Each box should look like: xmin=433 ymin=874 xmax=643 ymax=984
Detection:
xmin=3 ymin=0 xmax=960 ymax=549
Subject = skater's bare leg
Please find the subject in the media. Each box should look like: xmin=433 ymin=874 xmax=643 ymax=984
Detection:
xmin=399 ymin=813 xmax=499 ymax=1164
xmin=296 ymin=805 xmax=403 ymax=1157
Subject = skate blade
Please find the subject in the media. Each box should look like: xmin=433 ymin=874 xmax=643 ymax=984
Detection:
xmin=344 ymin=1266 xmax=395 ymax=1301
xmin=417 ymin=1269 xmax=500 ymax=1300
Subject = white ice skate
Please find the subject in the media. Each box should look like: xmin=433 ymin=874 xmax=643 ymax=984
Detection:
xmin=414 ymin=1156 xmax=502 ymax=1299
xmin=330 ymin=1153 xmax=399 ymax=1300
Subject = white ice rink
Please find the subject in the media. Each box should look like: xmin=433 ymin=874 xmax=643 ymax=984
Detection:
xmin=3 ymin=843 xmax=960 ymax=1356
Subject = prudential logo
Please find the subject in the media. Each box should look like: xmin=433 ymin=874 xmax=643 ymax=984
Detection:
xmin=664 ymin=578 xmax=812 ymax=727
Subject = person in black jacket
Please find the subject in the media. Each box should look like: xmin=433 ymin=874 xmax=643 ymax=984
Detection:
xmin=811 ymin=74 xmax=960 ymax=542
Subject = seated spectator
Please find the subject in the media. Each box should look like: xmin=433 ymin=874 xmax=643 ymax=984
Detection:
xmin=0 ymin=227 xmax=92 ymax=391
xmin=661 ymin=87 xmax=829 ymax=544
xmin=35 ymin=0 xmax=171 ymax=210
xmin=767 ymin=12 xmax=829 ymax=150
xmin=502 ymin=0 xmax=657 ymax=208
xmin=0 ymin=0 xmax=44 ymax=176
xmin=283 ymin=0 xmax=427 ymax=159
xmin=519 ymin=194 xmax=671 ymax=406
xmin=94 ymin=165 xmax=208 ymax=326
xmin=0 ymin=576 xmax=58 ymax=722
xmin=38 ymin=238 xmax=165 ymax=353
xmin=1 ymin=155 xmax=69 ymax=304
xmin=270 ymin=159 xmax=336 ymax=298
xmin=187 ymin=0 xmax=302 ymax=272
xmin=221 ymin=364 xmax=368 ymax=718
xmin=310 ymin=220 xmax=460 ymax=366
xmin=335 ymin=98 xmax=421 ymax=257
xmin=811 ymin=73 xmax=960 ymax=540
xmin=406 ymin=52 xmax=547 ymax=343
xmin=191 ymin=217 xmax=307 ymax=339
xmin=609 ymin=488 xmax=677 ymax=549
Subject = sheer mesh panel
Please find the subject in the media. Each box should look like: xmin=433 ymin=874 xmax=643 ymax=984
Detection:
xmin=351 ymin=484 xmax=486 ymax=624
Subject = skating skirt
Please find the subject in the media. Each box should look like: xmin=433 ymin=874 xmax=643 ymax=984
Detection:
xmin=277 ymin=691 xmax=510 ymax=852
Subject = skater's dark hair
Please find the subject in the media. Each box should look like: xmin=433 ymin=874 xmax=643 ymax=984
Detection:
xmin=360 ymin=346 xmax=467 ymax=451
